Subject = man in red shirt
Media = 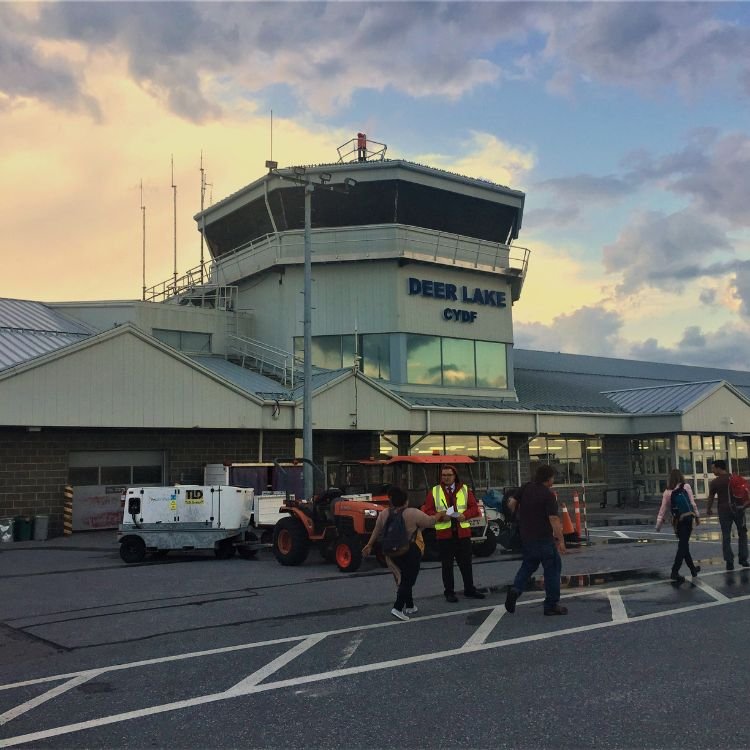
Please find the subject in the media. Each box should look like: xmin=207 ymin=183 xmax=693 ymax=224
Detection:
xmin=422 ymin=465 xmax=486 ymax=603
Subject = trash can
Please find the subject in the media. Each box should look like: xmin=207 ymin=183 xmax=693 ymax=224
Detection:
xmin=13 ymin=516 xmax=33 ymax=542
xmin=32 ymin=515 xmax=49 ymax=541
xmin=0 ymin=518 xmax=13 ymax=543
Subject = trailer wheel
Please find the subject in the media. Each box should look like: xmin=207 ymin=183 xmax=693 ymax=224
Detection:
xmin=237 ymin=531 xmax=258 ymax=559
xmin=472 ymin=529 xmax=497 ymax=557
xmin=215 ymin=538 xmax=237 ymax=559
xmin=334 ymin=536 xmax=362 ymax=573
xmin=273 ymin=517 xmax=310 ymax=566
xmin=119 ymin=536 xmax=146 ymax=564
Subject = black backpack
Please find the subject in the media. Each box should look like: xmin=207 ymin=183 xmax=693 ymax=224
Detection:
xmin=380 ymin=508 xmax=411 ymax=557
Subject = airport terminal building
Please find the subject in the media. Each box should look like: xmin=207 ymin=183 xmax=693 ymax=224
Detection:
xmin=3 ymin=142 xmax=750 ymax=536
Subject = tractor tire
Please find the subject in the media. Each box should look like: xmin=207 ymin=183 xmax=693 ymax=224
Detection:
xmin=237 ymin=531 xmax=258 ymax=559
xmin=215 ymin=538 xmax=237 ymax=559
xmin=273 ymin=517 xmax=310 ymax=566
xmin=334 ymin=535 xmax=363 ymax=573
xmin=119 ymin=536 xmax=146 ymax=564
xmin=472 ymin=529 xmax=497 ymax=557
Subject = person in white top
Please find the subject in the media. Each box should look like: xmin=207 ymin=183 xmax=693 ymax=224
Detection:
xmin=656 ymin=469 xmax=701 ymax=581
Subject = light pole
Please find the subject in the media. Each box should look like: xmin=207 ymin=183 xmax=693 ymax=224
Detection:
xmin=267 ymin=164 xmax=356 ymax=498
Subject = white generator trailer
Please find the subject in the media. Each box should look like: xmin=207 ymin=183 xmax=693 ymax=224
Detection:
xmin=118 ymin=485 xmax=264 ymax=564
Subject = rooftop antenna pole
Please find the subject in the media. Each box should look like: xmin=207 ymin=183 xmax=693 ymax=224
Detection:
xmin=171 ymin=155 xmax=177 ymax=295
xmin=200 ymin=151 xmax=205 ymax=284
xmin=270 ymin=108 xmax=273 ymax=162
xmin=140 ymin=180 xmax=146 ymax=301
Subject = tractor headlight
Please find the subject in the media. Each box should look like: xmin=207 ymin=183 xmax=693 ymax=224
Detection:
xmin=364 ymin=509 xmax=378 ymax=517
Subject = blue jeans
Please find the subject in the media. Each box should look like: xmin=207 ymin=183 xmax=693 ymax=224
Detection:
xmin=512 ymin=539 xmax=561 ymax=611
xmin=719 ymin=509 xmax=748 ymax=565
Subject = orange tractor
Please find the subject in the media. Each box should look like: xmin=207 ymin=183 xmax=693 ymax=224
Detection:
xmin=271 ymin=458 xmax=389 ymax=573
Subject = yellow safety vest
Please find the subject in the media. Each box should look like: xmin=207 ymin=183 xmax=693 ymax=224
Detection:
xmin=433 ymin=485 xmax=470 ymax=531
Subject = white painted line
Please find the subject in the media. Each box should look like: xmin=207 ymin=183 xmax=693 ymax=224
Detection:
xmin=613 ymin=531 xmax=629 ymax=538
xmin=0 ymin=568 xmax=741 ymax=694
xmin=607 ymin=591 xmax=628 ymax=622
xmin=463 ymin=606 xmax=506 ymax=648
xmin=225 ymin=634 xmax=327 ymax=693
xmin=334 ymin=633 xmax=365 ymax=669
xmin=692 ymin=578 xmax=730 ymax=602
xmin=3 ymin=592 xmax=750 ymax=748
xmin=0 ymin=672 xmax=102 ymax=726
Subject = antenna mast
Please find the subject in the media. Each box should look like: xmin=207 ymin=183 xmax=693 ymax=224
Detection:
xmin=270 ymin=108 xmax=273 ymax=161
xmin=140 ymin=180 xmax=146 ymax=301
xmin=200 ymin=151 xmax=205 ymax=285
xmin=171 ymin=155 xmax=177 ymax=295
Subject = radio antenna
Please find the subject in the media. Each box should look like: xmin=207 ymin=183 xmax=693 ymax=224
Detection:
xmin=171 ymin=155 xmax=177 ymax=295
xmin=140 ymin=180 xmax=146 ymax=301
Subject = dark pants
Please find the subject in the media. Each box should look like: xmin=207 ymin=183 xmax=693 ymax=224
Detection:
xmin=438 ymin=535 xmax=476 ymax=595
xmin=511 ymin=539 xmax=561 ymax=611
xmin=672 ymin=517 xmax=697 ymax=575
xmin=719 ymin=509 xmax=748 ymax=564
xmin=393 ymin=543 xmax=422 ymax=611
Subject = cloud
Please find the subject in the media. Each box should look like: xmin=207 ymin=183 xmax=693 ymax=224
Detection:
xmin=414 ymin=131 xmax=535 ymax=187
xmin=542 ymin=3 xmax=750 ymax=99
xmin=534 ymin=173 xmax=635 ymax=204
xmin=602 ymin=209 xmax=733 ymax=293
xmin=2 ymin=2 xmax=748 ymax=120
xmin=515 ymin=305 xmax=624 ymax=357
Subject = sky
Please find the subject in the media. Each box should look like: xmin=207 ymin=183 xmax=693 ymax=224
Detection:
xmin=1 ymin=1 xmax=750 ymax=369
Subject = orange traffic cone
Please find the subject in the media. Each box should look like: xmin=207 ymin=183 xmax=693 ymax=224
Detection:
xmin=561 ymin=502 xmax=577 ymax=543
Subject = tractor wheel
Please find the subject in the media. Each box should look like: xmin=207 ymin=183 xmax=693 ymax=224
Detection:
xmin=237 ymin=531 xmax=259 ymax=559
xmin=472 ymin=529 xmax=497 ymax=557
xmin=273 ymin=517 xmax=310 ymax=566
xmin=215 ymin=538 xmax=237 ymax=559
xmin=119 ymin=536 xmax=146 ymax=564
xmin=334 ymin=536 xmax=363 ymax=573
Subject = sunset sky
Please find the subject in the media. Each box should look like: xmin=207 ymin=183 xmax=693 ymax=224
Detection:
xmin=2 ymin=1 xmax=749 ymax=368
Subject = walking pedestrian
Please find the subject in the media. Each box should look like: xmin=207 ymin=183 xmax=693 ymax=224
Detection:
xmin=656 ymin=469 xmax=700 ymax=581
xmin=504 ymin=465 xmax=568 ymax=616
xmin=707 ymin=460 xmax=749 ymax=571
xmin=363 ymin=486 xmax=445 ymax=621
xmin=422 ymin=464 xmax=486 ymax=602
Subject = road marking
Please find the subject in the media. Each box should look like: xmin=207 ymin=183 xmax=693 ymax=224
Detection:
xmin=692 ymin=578 xmax=730 ymax=602
xmin=463 ymin=606 xmax=505 ymax=647
xmin=607 ymin=591 xmax=628 ymax=622
xmin=613 ymin=531 xmax=629 ymax=538
xmin=3 ymin=591 xmax=750 ymax=748
xmin=0 ymin=567 xmax=740 ymax=695
xmin=334 ymin=632 xmax=365 ymax=669
xmin=225 ymin=634 xmax=326 ymax=693
xmin=0 ymin=672 xmax=102 ymax=726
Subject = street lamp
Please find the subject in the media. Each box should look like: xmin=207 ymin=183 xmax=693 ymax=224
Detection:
xmin=269 ymin=166 xmax=357 ymax=498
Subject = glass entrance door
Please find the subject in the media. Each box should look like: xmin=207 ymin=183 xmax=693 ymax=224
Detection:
xmin=691 ymin=452 xmax=715 ymax=499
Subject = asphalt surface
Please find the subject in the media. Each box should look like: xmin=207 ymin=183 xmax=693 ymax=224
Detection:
xmin=1 ymin=518 xmax=749 ymax=749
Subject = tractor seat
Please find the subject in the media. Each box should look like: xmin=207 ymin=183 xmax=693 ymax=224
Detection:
xmin=315 ymin=488 xmax=343 ymax=523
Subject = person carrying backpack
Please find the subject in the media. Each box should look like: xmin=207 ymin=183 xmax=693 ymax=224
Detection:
xmin=363 ymin=487 xmax=446 ymax=621
xmin=707 ymin=460 xmax=749 ymax=571
xmin=656 ymin=469 xmax=700 ymax=581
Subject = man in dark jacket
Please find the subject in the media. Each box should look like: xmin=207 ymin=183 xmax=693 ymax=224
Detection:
xmin=504 ymin=464 xmax=567 ymax=616
xmin=707 ymin=460 xmax=749 ymax=571
xmin=422 ymin=464 xmax=486 ymax=603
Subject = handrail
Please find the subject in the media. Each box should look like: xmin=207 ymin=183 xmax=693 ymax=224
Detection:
xmin=146 ymin=224 xmax=531 ymax=304
xmin=227 ymin=334 xmax=300 ymax=388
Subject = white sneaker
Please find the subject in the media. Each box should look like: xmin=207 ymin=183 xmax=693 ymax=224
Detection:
xmin=403 ymin=606 xmax=418 ymax=615
xmin=391 ymin=608 xmax=409 ymax=621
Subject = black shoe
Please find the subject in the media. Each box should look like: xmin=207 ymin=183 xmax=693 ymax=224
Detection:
xmin=464 ymin=590 xmax=486 ymax=600
xmin=544 ymin=605 xmax=568 ymax=616
xmin=727 ymin=562 xmax=735 ymax=571
xmin=691 ymin=566 xmax=701 ymax=577
xmin=740 ymin=561 xmax=750 ymax=568
xmin=504 ymin=588 xmax=518 ymax=614
xmin=670 ymin=572 xmax=686 ymax=582
xmin=445 ymin=593 xmax=458 ymax=603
